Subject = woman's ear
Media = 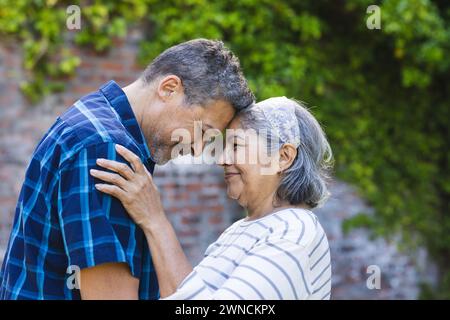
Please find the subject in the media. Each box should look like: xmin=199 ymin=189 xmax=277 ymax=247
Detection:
xmin=157 ymin=75 xmax=182 ymax=101
xmin=278 ymin=143 xmax=297 ymax=173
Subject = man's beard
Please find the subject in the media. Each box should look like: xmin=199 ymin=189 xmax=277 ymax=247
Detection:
xmin=151 ymin=145 xmax=172 ymax=165
xmin=148 ymin=132 xmax=192 ymax=165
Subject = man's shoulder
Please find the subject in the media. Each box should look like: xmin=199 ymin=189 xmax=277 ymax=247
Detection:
xmin=59 ymin=90 xmax=129 ymax=145
xmin=34 ymin=91 xmax=138 ymax=168
xmin=65 ymin=91 xmax=138 ymax=145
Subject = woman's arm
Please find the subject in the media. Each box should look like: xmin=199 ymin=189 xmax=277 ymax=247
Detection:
xmin=90 ymin=144 xmax=192 ymax=297
xmin=142 ymin=215 xmax=193 ymax=297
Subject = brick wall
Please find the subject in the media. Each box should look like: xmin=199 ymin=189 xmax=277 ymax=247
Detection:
xmin=0 ymin=35 xmax=435 ymax=299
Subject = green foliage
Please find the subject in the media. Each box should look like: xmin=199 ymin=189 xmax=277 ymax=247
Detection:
xmin=0 ymin=0 xmax=149 ymax=102
xmin=0 ymin=0 xmax=449 ymax=297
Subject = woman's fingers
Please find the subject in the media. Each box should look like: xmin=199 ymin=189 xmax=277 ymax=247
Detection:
xmin=115 ymin=144 xmax=145 ymax=174
xmin=94 ymin=183 xmax=126 ymax=200
xmin=90 ymin=169 xmax=128 ymax=189
xmin=95 ymin=158 xmax=134 ymax=180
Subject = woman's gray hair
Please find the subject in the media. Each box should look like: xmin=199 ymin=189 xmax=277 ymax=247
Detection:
xmin=239 ymin=97 xmax=333 ymax=208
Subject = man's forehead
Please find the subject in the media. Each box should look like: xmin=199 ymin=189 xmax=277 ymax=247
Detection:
xmin=204 ymin=99 xmax=234 ymax=115
xmin=202 ymin=105 xmax=235 ymax=131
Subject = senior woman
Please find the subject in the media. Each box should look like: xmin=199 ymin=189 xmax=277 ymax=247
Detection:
xmin=90 ymin=97 xmax=333 ymax=300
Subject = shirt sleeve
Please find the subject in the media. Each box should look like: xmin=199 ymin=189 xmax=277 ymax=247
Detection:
xmin=163 ymin=237 xmax=314 ymax=300
xmin=57 ymin=142 xmax=146 ymax=277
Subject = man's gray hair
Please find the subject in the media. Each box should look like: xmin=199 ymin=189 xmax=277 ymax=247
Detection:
xmin=239 ymin=98 xmax=333 ymax=208
xmin=142 ymin=39 xmax=255 ymax=111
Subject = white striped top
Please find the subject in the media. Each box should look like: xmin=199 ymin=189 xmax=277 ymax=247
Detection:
xmin=164 ymin=208 xmax=331 ymax=300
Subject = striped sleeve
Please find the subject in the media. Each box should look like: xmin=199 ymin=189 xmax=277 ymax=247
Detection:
xmin=163 ymin=237 xmax=313 ymax=300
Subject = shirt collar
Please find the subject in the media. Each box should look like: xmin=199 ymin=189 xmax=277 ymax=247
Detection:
xmin=99 ymin=80 xmax=155 ymax=174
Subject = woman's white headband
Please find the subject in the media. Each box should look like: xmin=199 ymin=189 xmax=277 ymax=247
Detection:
xmin=254 ymin=97 xmax=301 ymax=148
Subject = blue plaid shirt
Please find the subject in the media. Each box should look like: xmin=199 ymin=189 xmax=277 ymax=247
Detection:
xmin=0 ymin=80 xmax=159 ymax=300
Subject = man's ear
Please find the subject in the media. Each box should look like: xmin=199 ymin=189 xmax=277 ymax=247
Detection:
xmin=278 ymin=144 xmax=298 ymax=173
xmin=157 ymin=75 xmax=182 ymax=101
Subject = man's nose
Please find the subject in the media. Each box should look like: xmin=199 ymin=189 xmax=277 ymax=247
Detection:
xmin=217 ymin=147 xmax=232 ymax=166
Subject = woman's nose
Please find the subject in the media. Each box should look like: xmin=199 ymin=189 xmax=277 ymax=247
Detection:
xmin=217 ymin=148 xmax=225 ymax=166
xmin=217 ymin=147 xmax=231 ymax=166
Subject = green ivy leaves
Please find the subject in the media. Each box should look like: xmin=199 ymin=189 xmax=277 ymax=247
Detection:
xmin=0 ymin=0 xmax=449 ymax=297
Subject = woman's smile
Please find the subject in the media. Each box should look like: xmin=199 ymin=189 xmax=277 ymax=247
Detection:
xmin=224 ymin=171 xmax=240 ymax=180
